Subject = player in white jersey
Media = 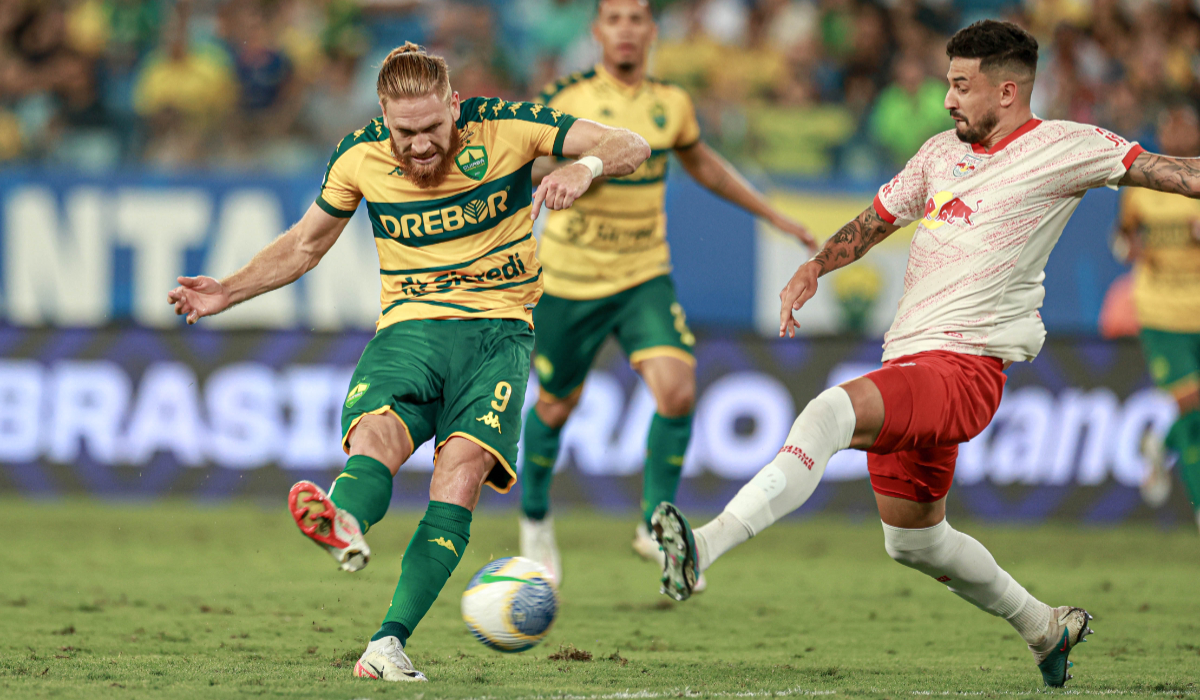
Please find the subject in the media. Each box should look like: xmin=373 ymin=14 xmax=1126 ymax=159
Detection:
xmin=649 ymin=20 xmax=1200 ymax=687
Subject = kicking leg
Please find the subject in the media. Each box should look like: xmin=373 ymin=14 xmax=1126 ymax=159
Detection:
xmin=651 ymin=377 xmax=871 ymax=600
xmin=288 ymin=413 xmax=412 ymax=572
xmin=878 ymin=493 xmax=1093 ymax=687
xmin=357 ymin=436 xmax=493 ymax=682
xmin=518 ymin=387 xmax=580 ymax=582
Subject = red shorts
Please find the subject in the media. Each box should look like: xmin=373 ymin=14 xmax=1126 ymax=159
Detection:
xmin=864 ymin=350 xmax=1006 ymax=503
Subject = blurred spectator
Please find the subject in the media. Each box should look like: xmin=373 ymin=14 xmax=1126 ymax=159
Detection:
xmin=0 ymin=0 xmax=1194 ymax=177
xmin=869 ymin=53 xmax=951 ymax=167
xmin=133 ymin=1 xmax=235 ymax=166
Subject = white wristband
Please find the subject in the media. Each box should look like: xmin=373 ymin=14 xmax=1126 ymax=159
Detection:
xmin=577 ymin=155 xmax=604 ymax=179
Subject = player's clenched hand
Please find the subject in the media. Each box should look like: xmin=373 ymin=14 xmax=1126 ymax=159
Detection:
xmin=779 ymin=261 xmax=821 ymax=338
xmin=167 ymin=275 xmax=231 ymax=324
xmin=771 ymin=215 xmax=818 ymax=252
xmin=531 ymin=162 xmax=594 ymax=221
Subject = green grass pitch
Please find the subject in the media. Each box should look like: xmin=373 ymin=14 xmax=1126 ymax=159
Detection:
xmin=2 ymin=498 xmax=1197 ymax=699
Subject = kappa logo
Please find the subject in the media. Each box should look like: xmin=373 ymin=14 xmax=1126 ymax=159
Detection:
xmin=921 ymin=191 xmax=982 ymax=230
xmin=428 ymin=537 xmax=458 ymax=555
xmin=456 ymin=146 xmax=488 ymax=181
xmin=476 ymin=411 xmax=502 ymax=433
xmin=779 ymin=444 xmax=815 ymax=470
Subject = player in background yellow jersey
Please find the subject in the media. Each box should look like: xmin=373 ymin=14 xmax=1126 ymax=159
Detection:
xmin=1115 ymin=103 xmax=1200 ymax=531
xmin=518 ymin=0 xmax=816 ymax=585
xmin=168 ymin=43 xmax=650 ymax=682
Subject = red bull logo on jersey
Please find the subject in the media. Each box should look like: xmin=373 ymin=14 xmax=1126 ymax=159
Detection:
xmin=921 ymin=191 xmax=982 ymax=230
xmin=952 ymin=154 xmax=982 ymax=178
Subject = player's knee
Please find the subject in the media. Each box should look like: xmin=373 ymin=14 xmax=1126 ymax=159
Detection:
xmin=884 ymin=541 xmax=926 ymax=569
xmin=434 ymin=438 xmax=495 ymax=486
xmin=348 ymin=414 xmax=409 ymax=473
xmin=655 ymin=381 xmax=695 ymax=417
xmin=882 ymin=520 xmax=950 ymax=572
xmin=536 ymin=394 xmax=578 ymax=429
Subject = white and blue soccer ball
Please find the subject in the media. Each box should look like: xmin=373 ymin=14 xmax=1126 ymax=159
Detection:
xmin=461 ymin=556 xmax=558 ymax=652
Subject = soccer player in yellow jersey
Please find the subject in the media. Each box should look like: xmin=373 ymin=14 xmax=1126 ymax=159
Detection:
xmin=1115 ymin=103 xmax=1200 ymax=531
xmin=167 ymin=43 xmax=650 ymax=682
xmin=517 ymin=0 xmax=816 ymax=584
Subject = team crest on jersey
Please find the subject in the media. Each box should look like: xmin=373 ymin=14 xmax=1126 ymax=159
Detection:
xmin=951 ymin=154 xmax=982 ymax=178
xmin=456 ymin=146 xmax=489 ymax=180
xmin=345 ymin=382 xmax=369 ymax=408
xmin=650 ymin=102 xmax=666 ymax=129
xmin=921 ymin=191 xmax=981 ymax=230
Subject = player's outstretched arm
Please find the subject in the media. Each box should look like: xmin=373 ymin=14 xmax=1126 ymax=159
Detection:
xmin=674 ymin=141 xmax=817 ymax=250
xmin=530 ymin=119 xmax=650 ymax=220
xmin=167 ymin=203 xmax=351 ymax=324
xmin=778 ymin=205 xmax=898 ymax=338
xmin=1119 ymin=151 xmax=1200 ymax=196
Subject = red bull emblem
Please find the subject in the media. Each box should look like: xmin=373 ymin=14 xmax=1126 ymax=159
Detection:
xmin=952 ymin=154 xmax=982 ymax=178
xmin=922 ymin=193 xmax=982 ymax=228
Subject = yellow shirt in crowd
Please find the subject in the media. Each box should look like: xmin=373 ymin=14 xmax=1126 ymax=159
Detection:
xmin=536 ymin=65 xmax=701 ymax=299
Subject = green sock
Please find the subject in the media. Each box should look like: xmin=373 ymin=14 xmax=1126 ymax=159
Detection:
xmin=373 ymin=501 xmax=471 ymax=645
xmin=1167 ymin=410 xmax=1200 ymax=511
xmin=520 ymin=409 xmax=561 ymax=520
xmin=642 ymin=413 xmax=692 ymax=527
xmin=328 ymin=455 xmax=393 ymax=533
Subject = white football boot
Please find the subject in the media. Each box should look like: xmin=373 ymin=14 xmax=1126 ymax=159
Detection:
xmin=519 ymin=514 xmax=562 ymax=584
xmin=288 ymin=480 xmax=370 ymax=572
xmin=1030 ymin=606 xmax=1093 ymax=687
xmin=353 ymin=636 xmax=427 ymax=682
xmin=634 ymin=521 xmax=706 ymax=593
xmin=1139 ymin=430 xmax=1172 ymax=508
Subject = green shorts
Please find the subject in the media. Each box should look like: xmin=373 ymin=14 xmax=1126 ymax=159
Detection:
xmin=532 ymin=275 xmax=695 ymax=398
xmin=340 ymin=319 xmax=534 ymax=493
xmin=1140 ymin=328 xmax=1200 ymax=395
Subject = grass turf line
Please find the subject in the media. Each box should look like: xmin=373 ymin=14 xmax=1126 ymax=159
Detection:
xmin=1 ymin=499 xmax=1197 ymax=699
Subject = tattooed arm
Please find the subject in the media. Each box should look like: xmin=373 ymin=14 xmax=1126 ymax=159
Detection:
xmin=778 ymin=205 xmax=899 ymax=338
xmin=1118 ymin=152 xmax=1200 ymax=195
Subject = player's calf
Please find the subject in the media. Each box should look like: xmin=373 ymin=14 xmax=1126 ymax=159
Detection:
xmin=288 ymin=480 xmax=371 ymax=572
xmin=882 ymin=519 xmax=1092 ymax=686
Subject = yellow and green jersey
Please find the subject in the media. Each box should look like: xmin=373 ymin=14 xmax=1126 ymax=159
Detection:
xmin=1119 ymin=188 xmax=1200 ymax=332
xmin=317 ymin=97 xmax=577 ymax=330
xmin=536 ymin=65 xmax=701 ymax=300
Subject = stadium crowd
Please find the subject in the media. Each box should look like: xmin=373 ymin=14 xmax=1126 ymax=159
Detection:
xmin=1 ymin=0 xmax=1197 ymax=177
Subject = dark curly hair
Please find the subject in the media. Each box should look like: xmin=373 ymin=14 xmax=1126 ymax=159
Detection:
xmin=946 ymin=20 xmax=1038 ymax=80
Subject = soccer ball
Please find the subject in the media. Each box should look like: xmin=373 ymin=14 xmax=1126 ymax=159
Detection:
xmin=461 ymin=556 xmax=558 ymax=652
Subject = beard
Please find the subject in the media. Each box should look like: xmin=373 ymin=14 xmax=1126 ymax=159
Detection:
xmin=392 ymin=127 xmax=462 ymax=189
xmin=952 ymin=107 xmax=999 ymax=145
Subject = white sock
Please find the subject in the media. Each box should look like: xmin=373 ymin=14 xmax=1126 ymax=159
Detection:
xmin=694 ymin=386 xmax=856 ymax=572
xmin=882 ymin=520 xmax=1052 ymax=645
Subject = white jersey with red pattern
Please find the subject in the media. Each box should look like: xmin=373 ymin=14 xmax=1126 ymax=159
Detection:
xmin=873 ymin=118 xmax=1143 ymax=362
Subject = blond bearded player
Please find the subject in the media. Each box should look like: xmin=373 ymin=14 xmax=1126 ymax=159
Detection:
xmin=167 ymin=43 xmax=649 ymax=682
xmin=651 ymin=20 xmax=1200 ymax=687
xmin=517 ymin=0 xmax=816 ymax=585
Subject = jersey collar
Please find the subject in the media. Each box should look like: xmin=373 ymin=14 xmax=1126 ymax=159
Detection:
xmin=595 ymin=63 xmax=645 ymax=97
xmin=971 ymin=117 xmax=1042 ymax=154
